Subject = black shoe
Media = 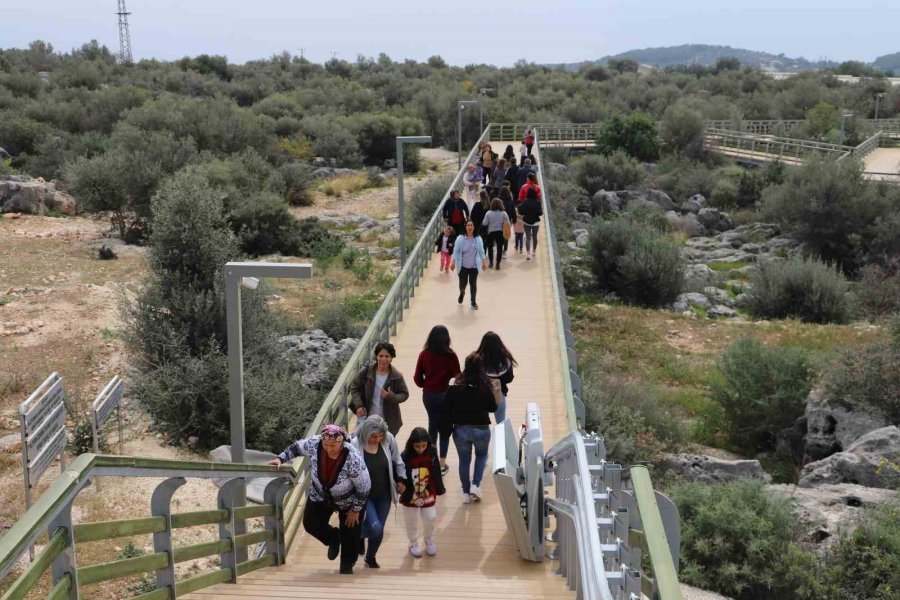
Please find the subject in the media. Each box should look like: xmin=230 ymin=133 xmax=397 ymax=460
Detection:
xmin=489 ymin=262 xmax=494 ymax=269
xmin=457 ymin=292 xmax=464 ymax=304
xmin=339 ymin=565 xmax=353 ymax=575
xmin=358 ymin=538 xmax=365 ymax=556
xmin=327 ymin=537 xmax=341 ymax=561
xmin=471 ymin=303 xmax=479 ymax=310
xmin=496 ymin=263 xmax=501 ymax=271
xmin=364 ymin=556 xmax=380 ymax=569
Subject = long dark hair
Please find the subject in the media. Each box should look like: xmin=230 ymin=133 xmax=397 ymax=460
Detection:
xmin=456 ymin=352 xmax=490 ymax=389
xmin=476 ymin=331 xmax=517 ymax=370
xmin=424 ymin=325 xmax=452 ymax=355
xmin=403 ymin=427 xmax=433 ymax=456
xmin=499 ymin=186 xmax=512 ymax=202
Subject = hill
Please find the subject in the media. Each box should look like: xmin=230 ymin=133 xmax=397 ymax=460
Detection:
xmin=873 ymin=52 xmax=900 ymax=74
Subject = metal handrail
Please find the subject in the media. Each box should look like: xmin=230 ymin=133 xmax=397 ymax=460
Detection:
xmin=854 ymin=131 xmax=883 ymax=157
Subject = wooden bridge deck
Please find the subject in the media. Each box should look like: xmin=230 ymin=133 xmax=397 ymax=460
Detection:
xmin=189 ymin=144 xmax=573 ymax=599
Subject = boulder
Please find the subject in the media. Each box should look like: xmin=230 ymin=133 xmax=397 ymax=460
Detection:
xmin=0 ymin=180 xmax=76 ymax=215
xmin=547 ymin=162 xmax=568 ymax=178
xmin=803 ymin=389 xmax=888 ymax=461
xmin=665 ymin=211 xmax=704 ymax=237
xmin=0 ymin=434 xmax=21 ymax=453
xmin=707 ymin=305 xmax=738 ymax=319
xmin=645 ymin=189 xmax=674 ymax=211
xmin=280 ymin=330 xmax=359 ymax=390
xmin=767 ymin=483 xmax=897 ymax=544
xmin=680 ymin=194 xmax=707 ymax=214
xmin=702 ymin=286 xmax=734 ymax=307
xmin=675 ymin=292 xmax=711 ymax=309
xmin=591 ymin=190 xmax=620 ymax=214
xmin=660 ymin=453 xmax=771 ymax=483
xmin=799 ymin=426 xmax=900 ymax=489
xmin=573 ymin=230 xmax=590 ymax=248
xmin=684 ymin=263 xmax=718 ymax=286
xmin=574 ymin=211 xmax=593 ymax=223
xmin=697 ymin=208 xmax=734 ymax=233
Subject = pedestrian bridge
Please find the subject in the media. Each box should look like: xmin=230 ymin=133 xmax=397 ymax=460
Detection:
xmin=0 ymin=126 xmax=680 ymax=600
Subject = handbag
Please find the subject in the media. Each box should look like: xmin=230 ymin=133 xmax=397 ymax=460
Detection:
xmin=502 ymin=220 xmax=511 ymax=241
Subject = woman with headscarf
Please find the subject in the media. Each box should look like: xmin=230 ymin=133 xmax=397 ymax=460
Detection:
xmin=350 ymin=416 xmax=406 ymax=569
xmin=268 ymin=425 xmax=370 ymax=575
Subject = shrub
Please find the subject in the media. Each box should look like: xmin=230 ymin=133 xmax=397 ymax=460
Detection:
xmin=408 ymin=175 xmax=452 ymax=227
xmin=660 ymin=101 xmax=706 ymax=159
xmin=570 ymin=151 xmax=644 ymax=195
xmin=322 ymin=173 xmax=370 ymax=196
xmin=279 ymin=162 xmax=314 ymax=206
xmin=595 ymin=111 xmax=658 ymax=161
xmin=747 ymin=258 xmax=853 ymax=324
xmin=711 ymin=338 xmax=814 ymax=453
xmin=588 ymin=218 xmax=683 ymax=307
xmin=230 ymin=193 xmax=307 ymax=256
xmin=0 ymin=111 xmax=52 ymax=156
xmin=294 ymin=217 xmax=344 ymax=259
xmin=857 ymin=263 xmax=900 ymax=320
xmin=540 ymin=146 xmax=571 ymax=165
xmin=275 ymin=135 xmax=313 ymax=161
xmin=299 ymin=116 xmax=362 ymax=167
xmin=672 ymin=480 xmax=820 ymax=600
xmin=65 ymin=152 xmax=131 ymax=236
xmin=315 ymin=304 xmax=365 ymax=340
xmin=825 ymin=317 xmax=900 ymax=424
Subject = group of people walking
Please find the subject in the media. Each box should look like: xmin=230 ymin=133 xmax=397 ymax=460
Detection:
xmin=270 ymin=326 xmax=516 ymax=575
xmin=438 ymin=130 xmax=544 ymax=308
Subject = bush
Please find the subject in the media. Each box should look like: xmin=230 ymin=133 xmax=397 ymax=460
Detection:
xmin=747 ymin=258 xmax=853 ymax=324
xmin=295 ymin=217 xmax=344 ymax=259
xmin=595 ymin=111 xmax=658 ymax=161
xmin=672 ymin=480 xmax=820 ymax=600
xmin=0 ymin=111 xmax=52 ymax=156
xmin=825 ymin=317 xmax=900 ymax=424
xmin=660 ymin=101 xmax=706 ymax=158
xmin=570 ymin=151 xmax=645 ymax=195
xmin=230 ymin=193 xmax=307 ymax=256
xmin=408 ymin=175 xmax=452 ymax=227
xmin=588 ymin=218 xmax=683 ymax=307
xmin=279 ymin=162 xmax=314 ymax=206
xmin=315 ymin=303 xmax=365 ymax=340
xmin=857 ymin=263 xmax=900 ymax=320
xmin=711 ymin=337 xmax=814 ymax=453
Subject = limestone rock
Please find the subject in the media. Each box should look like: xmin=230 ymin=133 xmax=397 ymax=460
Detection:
xmin=574 ymin=231 xmax=590 ymax=248
xmin=660 ymin=453 xmax=771 ymax=483
xmin=0 ymin=180 xmax=76 ymax=215
xmin=703 ymin=286 xmax=734 ymax=307
xmin=0 ymin=434 xmax=21 ymax=453
xmin=799 ymin=426 xmax=900 ymax=489
xmin=280 ymin=330 xmax=359 ymax=390
xmin=547 ymin=162 xmax=568 ymax=178
xmin=680 ymin=194 xmax=707 ymax=214
xmin=707 ymin=305 xmax=738 ymax=319
xmin=697 ymin=208 xmax=734 ymax=233
xmin=646 ymin=189 xmax=674 ymax=211
xmin=591 ymin=190 xmax=620 ymax=214
xmin=803 ymin=389 xmax=888 ymax=461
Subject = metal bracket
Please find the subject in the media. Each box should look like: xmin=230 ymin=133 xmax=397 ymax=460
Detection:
xmin=151 ymin=477 xmax=186 ymax=598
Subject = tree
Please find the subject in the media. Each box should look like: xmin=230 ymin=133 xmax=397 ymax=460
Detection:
xmin=806 ymin=101 xmax=839 ymax=139
xmin=660 ymin=101 xmax=706 ymax=158
xmin=595 ymin=112 xmax=658 ymax=161
xmin=608 ymin=58 xmax=639 ymax=74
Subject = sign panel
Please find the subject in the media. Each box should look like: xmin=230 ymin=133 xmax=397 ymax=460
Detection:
xmin=25 ymin=402 xmax=65 ymax=458
xmin=27 ymin=428 xmax=67 ymax=486
xmin=93 ymin=376 xmax=123 ymax=427
xmin=19 ymin=373 xmax=67 ymax=513
xmin=20 ymin=374 xmax=65 ymax=432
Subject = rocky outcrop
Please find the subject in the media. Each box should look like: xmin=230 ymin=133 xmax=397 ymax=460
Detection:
xmin=1 ymin=178 xmax=76 ymax=215
xmin=799 ymin=426 xmax=900 ymax=489
xmin=802 ymin=389 xmax=888 ymax=461
xmin=660 ymin=453 xmax=771 ymax=483
xmin=280 ymin=330 xmax=358 ymax=390
xmin=767 ymin=483 xmax=897 ymax=543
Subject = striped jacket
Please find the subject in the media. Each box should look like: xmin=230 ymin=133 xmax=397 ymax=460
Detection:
xmin=278 ymin=436 xmax=371 ymax=512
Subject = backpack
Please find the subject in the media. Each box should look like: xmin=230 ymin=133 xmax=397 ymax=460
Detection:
xmin=524 ymin=134 xmax=534 ymax=145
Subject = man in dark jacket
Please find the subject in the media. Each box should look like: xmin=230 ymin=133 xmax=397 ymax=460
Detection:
xmin=505 ymin=157 xmax=520 ymax=198
xmin=442 ymin=191 xmax=469 ymax=236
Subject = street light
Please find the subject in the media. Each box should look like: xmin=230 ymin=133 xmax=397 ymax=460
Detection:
xmin=875 ymin=93 xmax=885 ymax=120
xmin=396 ymin=135 xmax=432 ymax=266
xmin=458 ymin=100 xmax=478 ymax=170
xmin=478 ymin=88 xmax=495 ymax=133
xmin=839 ymin=112 xmax=853 ymax=146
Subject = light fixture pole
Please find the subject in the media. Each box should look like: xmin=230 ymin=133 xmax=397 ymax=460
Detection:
xmin=458 ymin=100 xmax=478 ymax=170
xmin=396 ymin=135 xmax=432 ymax=267
xmin=839 ymin=112 xmax=853 ymax=146
xmin=478 ymin=88 xmax=495 ymax=133
xmin=875 ymin=93 xmax=885 ymax=120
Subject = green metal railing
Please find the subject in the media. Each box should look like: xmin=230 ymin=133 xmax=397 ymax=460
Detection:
xmin=0 ymin=454 xmax=297 ymax=600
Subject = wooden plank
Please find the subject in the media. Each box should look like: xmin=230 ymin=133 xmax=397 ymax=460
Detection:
xmin=174 ymin=540 xmax=232 ymax=564
xmin=74 ymin=516 xmax=166 ymax=543
xmin=235 ymin=555 xmax=276 ymax=577
xmin=234 ymin=505 xmax=275 ymax=520
xmin=44 ymin=573 xmax=71 ymax=600
xmin=127 ymin=589 xmax=169 ymax=600
xmin=234 ymin=530 xmax=274 ymax=548
xmin=170 ymin=509 xmax=228 ymax=529
xmin=175 ymin=569 xmax=233 ymax=596
xmin=77 ymin=552 xmax=168 ymax=586
xmin=0 ymin=528 xmax=66 ymax=600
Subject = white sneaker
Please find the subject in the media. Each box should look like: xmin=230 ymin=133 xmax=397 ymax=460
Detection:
xmin=408 ymin=540 xmax=422 ymax=558
xmin=425 ymin=538 xmax=437 ymax=556
xmin=470 ymin=484 xmax=482 ymax=502
xmin=526 ymin=253 xmax=531 ymax=260
xmin=462 ymin=493 xmax=471 ymax=504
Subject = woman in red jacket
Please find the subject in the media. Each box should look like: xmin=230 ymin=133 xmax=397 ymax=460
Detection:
xmin=413 ymin=325 xmax=461 ymax=475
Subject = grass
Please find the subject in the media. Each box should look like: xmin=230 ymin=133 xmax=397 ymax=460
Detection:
xmin=321 ymin=172 xmax=390 ymax=197
xmin=707 ymin=261 xmax=751 ymax=272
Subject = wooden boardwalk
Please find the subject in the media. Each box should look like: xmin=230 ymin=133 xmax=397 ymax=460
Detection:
xmin=190 ymin=146 xmax=573 ymax=599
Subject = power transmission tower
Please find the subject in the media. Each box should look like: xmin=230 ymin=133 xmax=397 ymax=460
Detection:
xmin=116 ymin=0 xmax=133 ymax=64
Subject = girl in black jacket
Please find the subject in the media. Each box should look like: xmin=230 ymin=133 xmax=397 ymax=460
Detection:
xmin=476 ymin=331 xmax=517 ymax=424
xmin=400 ymin=428 xmax=446 ymax=557
xmin=435 ymin=226 xmax=456 ymax=273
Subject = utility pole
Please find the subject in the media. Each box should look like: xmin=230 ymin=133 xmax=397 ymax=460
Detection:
xmin=116 ymin=0 xmax=133 ymax=64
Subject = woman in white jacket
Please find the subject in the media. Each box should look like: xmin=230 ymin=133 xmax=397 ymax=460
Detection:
xmin=350 ymin=415 xmax=406 ymax=569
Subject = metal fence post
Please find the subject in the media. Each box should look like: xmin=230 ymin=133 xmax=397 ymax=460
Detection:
xmin=217 ymin=478 xmax=245 ymax=581
xmin=151 ymin=477 xmax=185 ymax=598
xmin=263 ymin=478 xmax=291 ymax=565
xmin=47 ymin=503 xmax=79 ymax=600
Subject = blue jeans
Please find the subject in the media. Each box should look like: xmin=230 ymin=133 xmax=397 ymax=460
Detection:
xmin=494 ymin=395 xmax=506 ymax=424
xmin=423 ymin=391 xmax=450 ymax=458
xmin=361 ymin=495 xmax=391 ymax=559
xmin=453 ymin=425 xmax=491 ymax=494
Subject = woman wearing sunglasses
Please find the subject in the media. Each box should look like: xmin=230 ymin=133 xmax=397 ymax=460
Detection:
xmin=268 ymin=424 xmax=371 ymax=575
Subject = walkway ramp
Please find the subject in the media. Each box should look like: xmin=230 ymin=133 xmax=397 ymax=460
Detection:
xmin=188 ymin=142 xmax=573 ymax=598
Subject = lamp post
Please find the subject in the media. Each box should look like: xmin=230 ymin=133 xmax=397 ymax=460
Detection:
xmin=458 ymin=100 xmax=478 ymax=170
xmin=839 ymin=112 xmax=853 ymax=146
xmin=875 ymin=93 xmax=885 ymax=120
xmin=478 ymin=88 xmax=495 ymax=133
xmin=396 ymin=135 xmax=432 ymax=266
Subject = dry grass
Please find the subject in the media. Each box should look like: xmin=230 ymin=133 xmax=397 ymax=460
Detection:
xmin=321 ymin=172 xmax=392 ymax=197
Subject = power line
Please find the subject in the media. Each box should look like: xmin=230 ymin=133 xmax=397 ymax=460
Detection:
xmin=116 ymin=0 xmax=133 ymax=64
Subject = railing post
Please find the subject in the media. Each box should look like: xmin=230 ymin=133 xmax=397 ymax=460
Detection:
xmin=47 ymin=503 xmax=79 ymax=600
xmin=217 ymin=478 xmax=245 ymax=582
xmin=263 ymin=478 xmax=291 ymax=565
xmin=151 ymin=477 xmax=185 ymax=599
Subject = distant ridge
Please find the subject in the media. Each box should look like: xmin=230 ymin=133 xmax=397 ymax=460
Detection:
xmin=547 ymin=44 xmax=900 ymax=73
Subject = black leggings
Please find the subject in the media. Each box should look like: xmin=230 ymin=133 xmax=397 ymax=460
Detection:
xmin=458 ymin=267 xmax=478 ymax=304
xmin=487 ymin=231 xmax=505 ymax=266
xmin=303 ymin=499 xmax=361 ymax=570
xmin=482 ymin=166 xmax=493 ymax=185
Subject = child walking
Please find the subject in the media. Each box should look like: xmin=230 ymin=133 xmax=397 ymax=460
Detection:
xmin=513 ymin=209 xmax=525 ymax=253
xmin=435 ymin=225 xmax=456 ymax=273
xmin=400 ymin=427 xmax=445 ymax=557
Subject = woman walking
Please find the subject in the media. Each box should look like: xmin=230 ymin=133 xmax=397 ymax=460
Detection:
xmin=349 ymin=342 xmax=410 ymax=436
xmin=400 ymin=427 xmax=446 ymax=557
xmin=481 ymin=143 xmax=495 ymax=185
xmin=444 ymin=353 xmax=498 ymax=503
xmin=413 ymin=325 xmax=461 ymax=474
xmin=503 ymin=144 xmax=515 ymax=162
xmin=517 ymin=187 xmax=543 ymax=260
xmin=268 ymin=425 xmax=370 ymax=575
xmin=450 ymin=220 xmax=487 ymax=310
xmin=490 ymin=158 xmax=509 ymax=190
xmin=523 ymin=127 xmax=535 ymax=157
xmin=350 ymin=416 xmax=406 ymax=569
xmin=483 ymin=198 xmax=511 ymax=270
xmin=442 ymin=190 xmax=469 ymax=236
xmin=476 ymin=331 xmax=517 ymax=424
xmin=464 ymin=163 xmax=482 ymax=209
xmin=499 ymin=186 xmax=517 ymax=256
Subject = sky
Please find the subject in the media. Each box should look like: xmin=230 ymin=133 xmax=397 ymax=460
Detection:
xmin=1 ymin=1 xmax=898 ymax=66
